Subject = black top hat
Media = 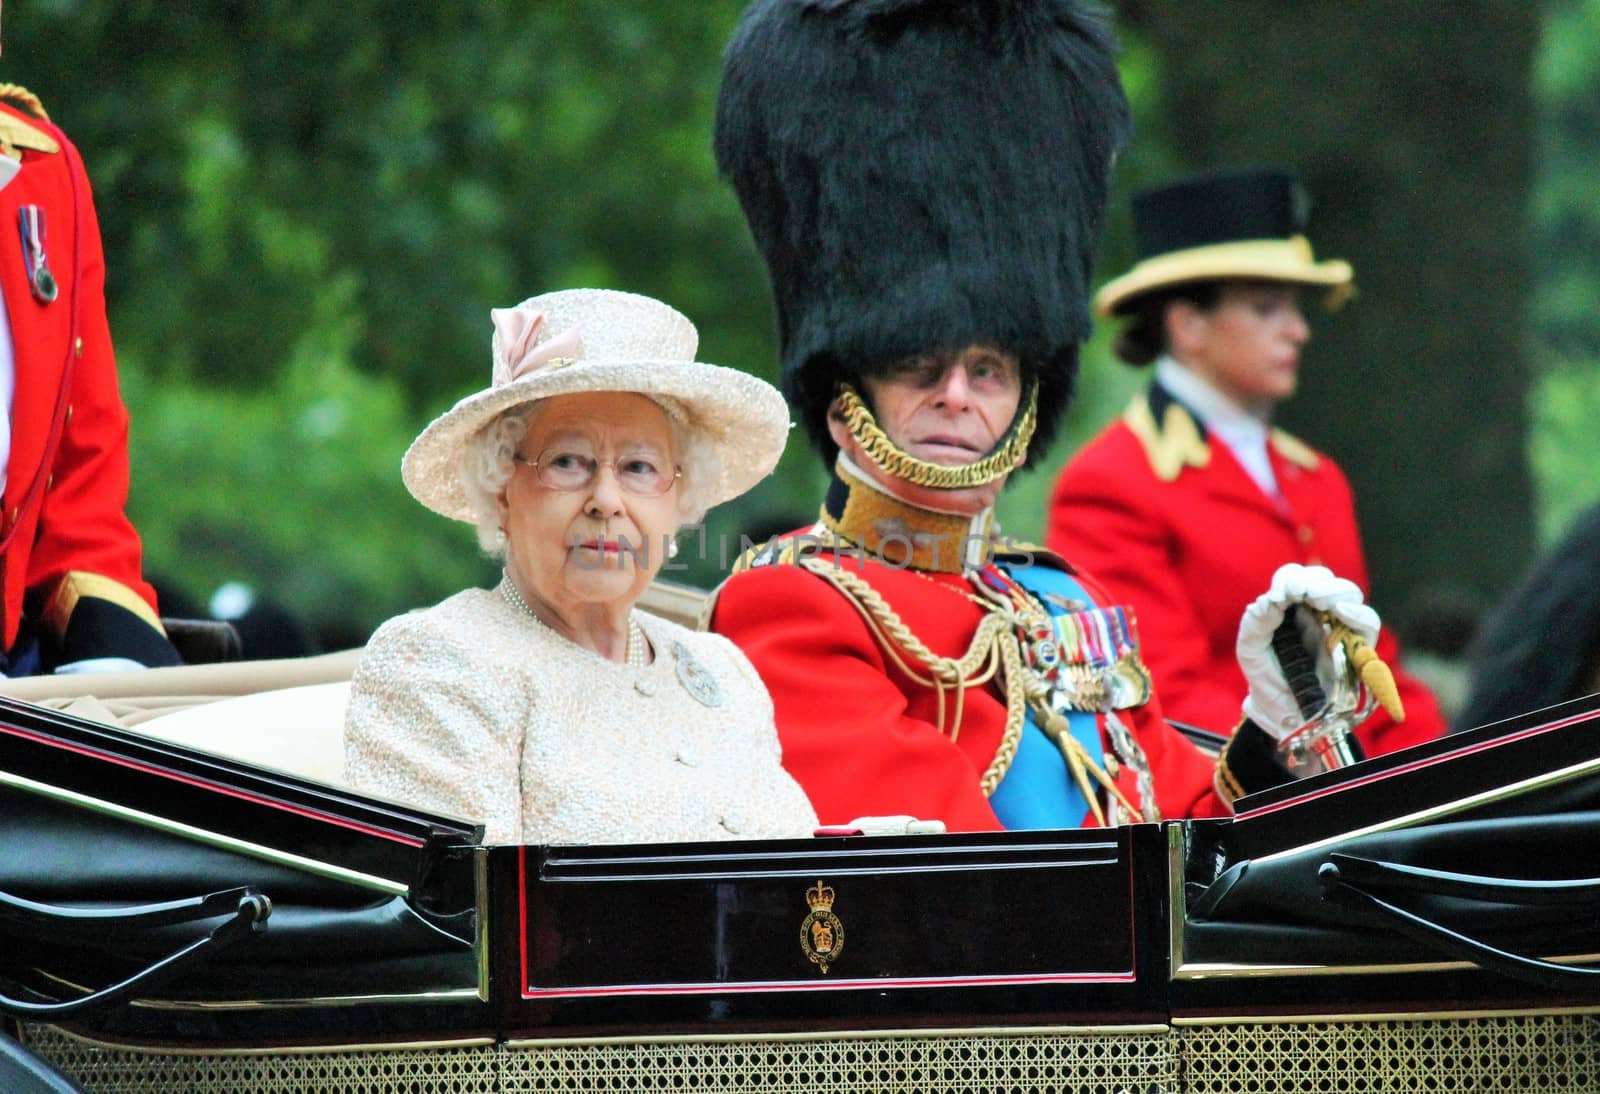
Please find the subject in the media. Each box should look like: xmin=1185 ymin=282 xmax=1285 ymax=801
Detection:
xmin=714 ymin=0 xmax=1131 ymax=466
xmin=1096 ymin=166 xmax=1352 ymax=316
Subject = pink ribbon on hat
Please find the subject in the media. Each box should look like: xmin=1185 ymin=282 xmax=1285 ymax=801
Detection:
xmin=491 ymin=307 xmax=585 ymax=386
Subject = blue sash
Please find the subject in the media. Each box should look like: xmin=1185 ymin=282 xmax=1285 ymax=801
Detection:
xmin=986 ymin=564 xmax=1109 ymax=830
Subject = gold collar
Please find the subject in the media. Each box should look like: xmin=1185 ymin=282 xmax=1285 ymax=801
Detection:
xmin=818 ymin=456 xmax=996 ymax=574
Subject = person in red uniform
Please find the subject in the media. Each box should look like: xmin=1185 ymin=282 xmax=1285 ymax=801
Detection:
xmin=707 ymin=1 xmax=1387 ymax=831
xmin=1048 ymin=167 xmax=1442 ymax=757
xmin=0 ymin=69 xmax=177 ymax=674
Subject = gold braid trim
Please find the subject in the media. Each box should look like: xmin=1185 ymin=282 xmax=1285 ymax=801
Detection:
xmin=41 ymin=572 xmax=166 ymax=639
xmin=1214 ymin=754 xmax=1248 ymax=810
xmin=729 ymin=533 xmax=809 ymax=575
xmin=0 ymin=84 xmax=51 ymax=121
xmin=984 ymin=628 xmax=1028 ymax=795
xmin=837 ymin=382 xmax=1038 ymax=490
xmin=798 ymin=558 xmax=1023 ymax=794
xmin=794 ymin=556 xmax=1141 ymax=821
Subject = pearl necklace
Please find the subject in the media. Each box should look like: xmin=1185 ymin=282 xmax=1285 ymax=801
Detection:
xmin=500 ymin=574 xmax=646 ymax=668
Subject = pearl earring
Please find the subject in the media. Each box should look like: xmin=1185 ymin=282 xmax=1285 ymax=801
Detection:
xmin=494 ymin=528 xmax=507 ymax=546
xmin=667 ymin=539 xmax=680 ymax=559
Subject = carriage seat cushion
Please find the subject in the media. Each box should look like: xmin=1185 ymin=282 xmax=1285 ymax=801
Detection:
xmin=132 ymin=681 xmax=352 ymax=785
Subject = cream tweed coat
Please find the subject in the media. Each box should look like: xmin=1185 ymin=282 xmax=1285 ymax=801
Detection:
xmin=345 ymin=584 xmax=818 ymax=845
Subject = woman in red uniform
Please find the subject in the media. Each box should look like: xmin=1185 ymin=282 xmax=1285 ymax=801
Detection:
xmin=1048 ymin=167 xmax=1442 ymax=757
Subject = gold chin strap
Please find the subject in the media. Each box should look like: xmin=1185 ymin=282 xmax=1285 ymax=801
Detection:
xmin=836 ymin=381 xmax=1038 ymax=490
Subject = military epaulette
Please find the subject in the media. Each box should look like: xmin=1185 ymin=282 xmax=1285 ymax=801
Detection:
xmin=1122 ymin=391 xmax=1209 ymax=483
xmin=0 ymin=85 xmax=59 ymax=160
xmin=1269 ymin=427 xmax=1321 ymax=471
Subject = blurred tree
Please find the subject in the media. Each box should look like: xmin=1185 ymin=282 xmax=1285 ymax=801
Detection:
xmin=11 ymin=3 xmax=772 ymax=399
xmin=0 ymin=3 xmax=1585 ymax=642
xmin=1 ymin=1 xmax=821 ymax=634
xmin=1117 ymin=0 xmax=1540 ymax=623
xmin=1529 ymin=0 xmax=1600 ymax=543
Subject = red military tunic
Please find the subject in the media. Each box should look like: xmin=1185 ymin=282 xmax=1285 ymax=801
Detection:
xmin=0 ymin=94 xmax=172 ymax=667
xmin=711 ymin=544 xmax=1233 ymax=832
xmin=1047 ymin=385 xmax=1443 ymax=756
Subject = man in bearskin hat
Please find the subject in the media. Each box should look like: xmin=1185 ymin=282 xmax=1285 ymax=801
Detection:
xmin=708 ymin=0 xmax=1387 ymax=829
xmin=0 ymin=11 xmax=179 ymax=675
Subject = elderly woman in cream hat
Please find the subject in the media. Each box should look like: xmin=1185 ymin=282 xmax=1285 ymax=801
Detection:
xmin=345 ymin=289 xmax=818 ymax=845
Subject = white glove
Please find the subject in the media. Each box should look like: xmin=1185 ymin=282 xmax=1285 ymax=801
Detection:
xmin=843 ymin=816 xmax=946 ymax=836
xmin=1237 ymin=563 xmax=1380 ymax=739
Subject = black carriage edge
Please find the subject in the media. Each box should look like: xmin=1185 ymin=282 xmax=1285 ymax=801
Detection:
xmin=3 ymin=688 xmax=1600 ymax=1053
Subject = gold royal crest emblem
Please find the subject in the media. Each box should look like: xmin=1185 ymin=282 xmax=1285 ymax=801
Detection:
xmin=799 ymin=880 xmax=844 ymax=974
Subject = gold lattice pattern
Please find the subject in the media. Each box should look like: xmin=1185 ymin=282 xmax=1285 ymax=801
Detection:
xmin=1181 ymin=1015 xmax=1600 ymax=1093
xmin=18 ymin=1027 xmax=499 ymax=1093
xmin=500 ymin=1030 xmax=1177 ymax=1091
xmin=24 ymin=1026 xmax=1174 ymax=1093
xmin=21 ymin=1014 xmax=1600 ymax=1092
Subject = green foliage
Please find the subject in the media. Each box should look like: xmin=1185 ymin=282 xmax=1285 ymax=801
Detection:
xmin=1531 ymin=366 xmax=1600 ymax=544
xmin=1533 ymin=0 xmax=1600 ymax=361
xmin=5 ymin=2 xmax=785 ymax=631
xmin=1529 ymin=0 xmax=1600 ymax=544
xmin=119 ymin=294 xmax=492 ymax=642
xmin=4 ymin=2 xmax=1592 ymax=634
xmin=0 ymin=2 xmax=1166 ymax=630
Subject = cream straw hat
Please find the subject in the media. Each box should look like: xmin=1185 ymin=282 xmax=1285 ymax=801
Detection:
xmin=402 ymin=289 xmax=790 ymax=521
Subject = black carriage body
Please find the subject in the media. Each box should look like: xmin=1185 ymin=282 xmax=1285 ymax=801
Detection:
xmin=499 ymin=826 xmax=1169 ymax=1037
xmin=4 ymin=693 xmax=1600 ymax=1073
xmin=1175 ymin=695 xmax=1600 ymax=1020
xmin=0 ymin=697 xmax=489 ymax=1047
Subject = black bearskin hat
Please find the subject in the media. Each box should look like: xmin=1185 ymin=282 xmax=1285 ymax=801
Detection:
xmin=715 ymin=0 xmax=1130 ymax=466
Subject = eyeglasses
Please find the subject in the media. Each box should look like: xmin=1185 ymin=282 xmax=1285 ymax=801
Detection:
xmin=513 ymin=449 xmax=681 ymax=497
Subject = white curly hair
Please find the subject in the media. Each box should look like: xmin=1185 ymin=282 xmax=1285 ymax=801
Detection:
xmin=458 ymin=396 xmax=722 ymax=557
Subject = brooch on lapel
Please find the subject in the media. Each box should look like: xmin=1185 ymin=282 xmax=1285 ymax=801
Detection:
xmin=672 ymin=641 xmax=723 ymax=708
